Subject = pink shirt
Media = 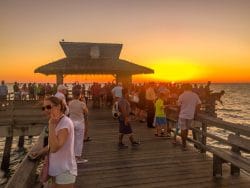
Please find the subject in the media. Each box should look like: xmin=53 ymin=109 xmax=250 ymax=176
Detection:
xmin=48 ymin=116 xmax=77 ymax=176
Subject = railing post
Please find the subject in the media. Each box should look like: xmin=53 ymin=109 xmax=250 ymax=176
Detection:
xmin=231 ymin=132 xmax=241 ymax=176
xmin=17 ymin=136 xmax=25 ymax=152
xmin=200 ymin=122 xmax=207 ymax=153
xmin=192 ymin=127 xmax=200 ymax=150
xmin=1 ymin=136 xmax=13 ymax=176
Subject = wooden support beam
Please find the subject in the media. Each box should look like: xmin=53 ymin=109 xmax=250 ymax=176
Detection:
xmin=213 ymin=154 xmax=223 ymax=177
xmin=116 ymin=73 xmax=132 ymax=88
xmin=56 ymin=73 xmax=64 ymax=84
xmin=1 ymin=137 xmax=13 ymax=175
xmin=17 ymin=136 xmax=25 ymax=151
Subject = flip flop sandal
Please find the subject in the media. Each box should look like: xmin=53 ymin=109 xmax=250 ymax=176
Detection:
xmin=84 ymin=137 xmax=92 ymax=142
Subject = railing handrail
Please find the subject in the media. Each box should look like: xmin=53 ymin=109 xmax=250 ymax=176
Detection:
xmin=0 ymin=100 xmax=47 ymax=137
xmin=166 ymin=107 xmax=250 ymax=137
xmin=166 ymin=107 xmax=250 ymax=157
xmin=5 ymin=129 xmax=45 ymax=188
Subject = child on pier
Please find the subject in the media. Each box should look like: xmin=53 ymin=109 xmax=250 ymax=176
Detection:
xmin=154 ymin=92 xmax=168 ymax=137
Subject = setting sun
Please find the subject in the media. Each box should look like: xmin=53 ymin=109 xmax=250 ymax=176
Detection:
xmin=133 ymin=58 xmax=205 ymax=83
xmin=153 ymin=58 xmax=203 ymax=82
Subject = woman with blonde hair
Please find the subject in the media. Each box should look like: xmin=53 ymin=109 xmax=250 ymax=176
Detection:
xmin=31 ymin=96 xmax=77 ymax=188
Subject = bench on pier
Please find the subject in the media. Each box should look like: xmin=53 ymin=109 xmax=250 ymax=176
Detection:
xmin=208 ymin=134 xmax=250 ymax=177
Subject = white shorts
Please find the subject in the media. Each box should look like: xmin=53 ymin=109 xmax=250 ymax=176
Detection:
xmin=178 ymin=118 xmax=193 ymax=130
xmin=55 ymin=171 xmax=76 ymax=184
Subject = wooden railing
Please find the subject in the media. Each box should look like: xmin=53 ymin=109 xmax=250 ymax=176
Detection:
xmin=166 ymin=107 xmax=250 ymax=173
xmin=0 ymin=100 xmax=47 ymax=137
xmin=0 ymin=100 xmax=47 ymax=186
xmin=166 ymin=107 xmax=250 ymax=149
xmin=4 ymin=130 xmax=45 ymax=188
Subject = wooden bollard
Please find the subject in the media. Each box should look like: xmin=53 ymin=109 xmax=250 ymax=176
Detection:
xmin=17 ymin=136 xmax=25 ymax=151
xmin=201 ymin=122 xmax=207 ymax=153
xmin=1 ymin=136 xmax=13 ymax=176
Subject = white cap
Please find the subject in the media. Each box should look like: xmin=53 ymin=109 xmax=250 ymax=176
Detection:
xmin=57 ymin=84 xmax=67 ymax=91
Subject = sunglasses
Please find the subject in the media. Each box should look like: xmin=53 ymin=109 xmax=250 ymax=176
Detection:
xmin=42 ymin=105 xmax=52 ymax=111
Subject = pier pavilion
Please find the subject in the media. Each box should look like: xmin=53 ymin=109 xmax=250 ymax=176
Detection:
xmin=34 ymin=41 xmax=154 ymax=86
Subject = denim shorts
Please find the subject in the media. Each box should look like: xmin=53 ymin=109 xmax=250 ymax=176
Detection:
xmin=118 ymin=118 xmax=132 ymax=134
xmin=155 ymin=117 xmax=167 ymax=126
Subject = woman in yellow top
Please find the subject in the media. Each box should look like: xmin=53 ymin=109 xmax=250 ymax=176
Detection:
xmin=154 ymin=93 xmax=167 ymax=137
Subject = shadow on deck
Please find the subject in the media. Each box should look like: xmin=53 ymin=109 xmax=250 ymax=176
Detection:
xmin=76 ymin=108 xmax=250 ymax=188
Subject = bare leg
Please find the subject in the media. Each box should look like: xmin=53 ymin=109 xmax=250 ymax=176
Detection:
xmin=129 ymin=134 xmax=135 ymax=143
xmin=155 ymin=125 xmax=161 ymax=136
xmin=173 ymin=126 xmax=179 ymax=144
xmin=161 ymin=125 xmax=166 ymax=135
xmin=181 ymin=129 xmax=188 ymax=149
xmin=167 ymin=123 xmax=171 ymax=136
xmin=119 ymin=133 xmax=124 ymax=144
xmin=129 ymin=134 xmax=139 ymax=146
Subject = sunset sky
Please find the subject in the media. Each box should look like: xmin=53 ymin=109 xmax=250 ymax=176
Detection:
xmin=1 ymin=0 xmax=250 ymax=83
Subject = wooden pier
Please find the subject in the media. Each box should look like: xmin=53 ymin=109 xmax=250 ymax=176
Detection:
xmin=3 ymin=106 xmax=250 ymax=188
xmin=75 ymin=108 xmax=250 ymax=188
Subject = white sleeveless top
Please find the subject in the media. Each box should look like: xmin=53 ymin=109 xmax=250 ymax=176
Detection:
xmin=69 ymin=99 xmax=86 ymax=122
xmin=48 ymin=116 xmax=77 ymax=176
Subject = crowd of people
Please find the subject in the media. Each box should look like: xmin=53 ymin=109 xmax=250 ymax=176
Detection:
xmin=0 ymin=80 xmax=224 ymax=116
xmin=0 ymin=79 xmax=225 ymax=187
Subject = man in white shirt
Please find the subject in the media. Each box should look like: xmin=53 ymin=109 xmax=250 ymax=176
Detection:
xmin=111 ymin=82 xmax=123 ymax=101
xmin=177 ymin=84 xmax=201 ymax=150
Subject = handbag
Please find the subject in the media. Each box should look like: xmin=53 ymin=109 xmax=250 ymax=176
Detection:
xmin=40 ymin=155 xmax=50 ymax=183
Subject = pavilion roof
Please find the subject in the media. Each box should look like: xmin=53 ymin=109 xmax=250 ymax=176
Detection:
xmin=59 ymin=41 xmax=122 ymax=59
xmin=34 ymin=57 xmax=154 ymax=75
xmin=34 ymin=41 xmax=154 ymax=75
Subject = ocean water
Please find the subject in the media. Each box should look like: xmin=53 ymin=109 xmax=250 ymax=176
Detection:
xmin=210 ymin=83 xmax=250 ymax=126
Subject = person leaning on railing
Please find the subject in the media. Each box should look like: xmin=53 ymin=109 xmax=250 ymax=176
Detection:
xmin=30 ymin=96 xmax=77 ymax=188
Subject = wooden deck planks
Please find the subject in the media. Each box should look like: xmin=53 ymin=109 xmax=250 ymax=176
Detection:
xmin=75 ymin=108 xmax=250 ymax=188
